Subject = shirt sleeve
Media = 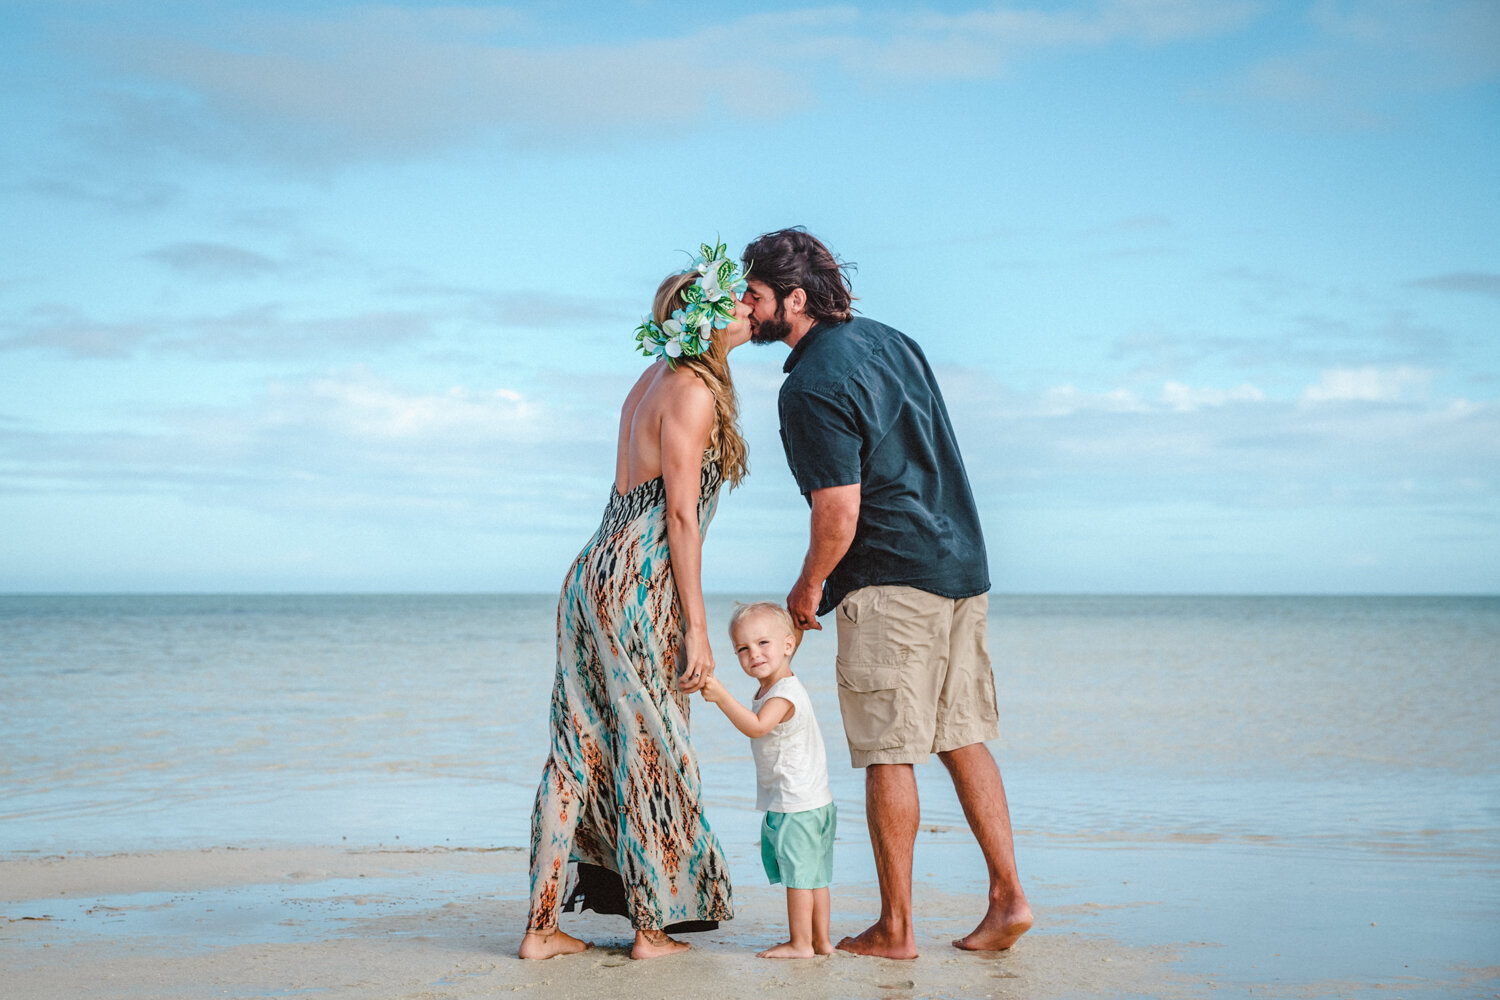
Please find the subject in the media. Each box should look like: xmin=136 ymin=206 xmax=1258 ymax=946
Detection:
xmin=780 ymin=386 xmax=862 ymax=494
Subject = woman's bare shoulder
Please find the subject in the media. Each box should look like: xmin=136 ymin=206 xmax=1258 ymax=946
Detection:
xmin=655 ymin=364 xmax=713 ymax=407
xmin=624 ymin=363 xmax=661 ymax=403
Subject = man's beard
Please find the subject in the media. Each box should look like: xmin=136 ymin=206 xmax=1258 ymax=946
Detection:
xmin=750 ymin=301 xmax=792 ymax=344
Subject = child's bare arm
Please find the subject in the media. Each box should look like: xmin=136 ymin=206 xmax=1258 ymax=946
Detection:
xmin=701 ymin=678 xmax=794 ymax=739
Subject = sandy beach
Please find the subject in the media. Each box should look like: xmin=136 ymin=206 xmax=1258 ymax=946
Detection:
xmin=7 ymin=834 xmax=1496 ymax=1000
xmin=3 ymin=843 xmax=1189 ymax=1000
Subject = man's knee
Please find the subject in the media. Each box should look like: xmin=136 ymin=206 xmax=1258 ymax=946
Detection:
xmin=937 ymin=741 xmax=993 ymax=768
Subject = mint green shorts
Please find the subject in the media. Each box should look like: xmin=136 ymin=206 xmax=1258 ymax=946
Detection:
xmin=760 ymin=802 xmax=836 ymax=890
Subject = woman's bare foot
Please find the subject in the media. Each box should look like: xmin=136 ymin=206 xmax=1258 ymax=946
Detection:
xmin=814 ymin=937 xmax=835 ymax=956
xmin=953 ymin=900 xmax=1033 ymax=951
xmin=836 ymin=921 xmax=918 ymax=960
xmin=757 ymin=940 xmax=817 ymax=959
xmin=631 ymin=928 xmax=690 ymax=959
xmin=518 ymin=927 xmax=589 ymax=960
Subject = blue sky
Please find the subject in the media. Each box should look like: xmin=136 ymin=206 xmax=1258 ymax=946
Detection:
xmin=2 ymin=0 xmax=1497 ymax=595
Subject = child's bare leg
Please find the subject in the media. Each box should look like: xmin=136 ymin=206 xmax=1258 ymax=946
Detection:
xmin=812 ymin=886 xmax=833 ymax=955
xmin=631 ymin=927 xmax=690 ymax=959
xmin=759 ymin=888 xmax=818 ymax=959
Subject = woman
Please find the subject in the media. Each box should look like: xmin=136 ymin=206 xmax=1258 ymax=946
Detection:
xmin=520 ymin=242 xmax=751 ymax=960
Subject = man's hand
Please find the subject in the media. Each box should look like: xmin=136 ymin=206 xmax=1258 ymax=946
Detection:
xmin=788 ymin=482 xmax=859 ymax=632
xmin=787 ymin=576 xmax=823 ymax=632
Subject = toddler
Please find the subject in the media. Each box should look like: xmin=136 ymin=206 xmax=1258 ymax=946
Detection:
xmin=701 ymin=602 xmax=835 ymax=958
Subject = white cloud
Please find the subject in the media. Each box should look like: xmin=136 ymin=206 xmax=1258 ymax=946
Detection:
xmin=1162 ymin=381 xmax=1265 ymax=411
xmin=284 ymin=374 xmax=537 ymax=442
xmin=906 ymin=0 xmax=1262 ymax=49
xmin=0 ymin=292 xmax=617 ymax=361
xmin=935 ymin=363 xmax=1498 ymax=518
xmin=1036 ymin=384 xmax=1150 ymax=416
xmin=1301 ymin=366 xmax=1432 ymax=404
xmin=59 ymin=2 xmax=1266 ymax=166
xmin=80 ymin=8 xmax=808 ymax=165
xmin=0 ymin=368 xmax=623 ymax=528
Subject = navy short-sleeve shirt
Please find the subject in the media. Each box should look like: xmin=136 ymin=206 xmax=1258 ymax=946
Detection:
xmin=778 ymin=317 xmax=990 ymax=616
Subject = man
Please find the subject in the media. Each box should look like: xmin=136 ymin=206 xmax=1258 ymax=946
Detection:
xmin=741 ymin=227 xmax=1032 ymax=960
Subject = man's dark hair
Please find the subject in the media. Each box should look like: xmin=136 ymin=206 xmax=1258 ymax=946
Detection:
xmin=741 ymin=227 xmax=856 ymax=325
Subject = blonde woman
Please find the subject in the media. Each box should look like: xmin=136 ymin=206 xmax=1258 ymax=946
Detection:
xmin=521 ymin=243 xmax=751 ymax=960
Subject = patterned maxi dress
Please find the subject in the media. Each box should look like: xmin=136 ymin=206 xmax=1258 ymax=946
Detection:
xmin=526 ymin=459 xmax=734 ymax=932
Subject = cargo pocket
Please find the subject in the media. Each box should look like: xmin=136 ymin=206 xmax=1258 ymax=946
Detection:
xmin=836 ymin=587 xmax=890 ymax=665
xmin=835 ymin=659 xmax=905 ymax=752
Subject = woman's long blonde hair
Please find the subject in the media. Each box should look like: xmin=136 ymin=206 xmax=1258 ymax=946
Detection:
xmin=651 ymin=271 xmax=748 ymax=489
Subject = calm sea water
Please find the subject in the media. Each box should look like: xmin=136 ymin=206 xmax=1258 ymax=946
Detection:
xmin=2 ymin=594 xmax=1497 ymax=991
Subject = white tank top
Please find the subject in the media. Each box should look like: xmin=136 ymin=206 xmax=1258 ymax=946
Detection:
xmin=751 ymin=675 xmax=833 ymax=813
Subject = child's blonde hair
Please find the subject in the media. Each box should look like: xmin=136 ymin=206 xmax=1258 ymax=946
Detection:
xmin=728 ymin=601 xmax=796 ymax=640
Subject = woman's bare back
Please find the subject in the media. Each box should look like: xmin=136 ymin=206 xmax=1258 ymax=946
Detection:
xmin=615 ymin=362 xmax=713 ymax=495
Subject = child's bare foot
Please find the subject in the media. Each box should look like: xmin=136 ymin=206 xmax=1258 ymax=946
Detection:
xmin=631 ymin=929 xmax=690 ymax=959
xmin=813 ymin=937 xmax=835 ymax=956
xmin=518 ymin=927 xmax=589 ymax=959
xmin=757 ymin=940 xmax=817 ymax=959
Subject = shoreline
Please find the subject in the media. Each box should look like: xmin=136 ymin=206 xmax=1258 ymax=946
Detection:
xmin=7 ymin=839 xmax=1494 ymax=1000
xmin=1 ymin=842 xmax=1186 ymax=1000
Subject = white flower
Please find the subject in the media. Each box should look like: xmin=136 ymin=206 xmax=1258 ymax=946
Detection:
xmin=699 ymin=268 xmax=725 ymax=302
xmin=664 ymin=336 xmax=683 ymax=358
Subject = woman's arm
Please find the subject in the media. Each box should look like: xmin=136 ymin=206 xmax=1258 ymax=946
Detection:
xmin=659 ymin=373 xmax=716 ymax=692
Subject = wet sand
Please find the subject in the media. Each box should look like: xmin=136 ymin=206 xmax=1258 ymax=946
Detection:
xmin=9 ymin=839 xmax=1495 ymax=1000
xmin=2 ymin=844 xmax=1187 ymax=1000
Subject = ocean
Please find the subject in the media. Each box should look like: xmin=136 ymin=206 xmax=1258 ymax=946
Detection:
xmin=2 ymin=593 xmax=1497 ymax=994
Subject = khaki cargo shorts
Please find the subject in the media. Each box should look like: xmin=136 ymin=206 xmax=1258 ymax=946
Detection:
xmin=834 ymin=585 xmax=1000 ymax=768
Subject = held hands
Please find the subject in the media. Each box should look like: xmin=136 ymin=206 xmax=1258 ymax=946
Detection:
xmin=676 ymin=628 xmax=714 ymax=693
xmin=786 ymin=577 xmax=823 ymax=632
xmin=698 ymin=674 xmax=725 ymax=704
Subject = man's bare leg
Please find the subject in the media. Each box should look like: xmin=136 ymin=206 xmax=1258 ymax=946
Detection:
xmin=837 ymin=762 xmax=919 ymax=960
xmin=938 ymin=742 xmax=1033 ymax=950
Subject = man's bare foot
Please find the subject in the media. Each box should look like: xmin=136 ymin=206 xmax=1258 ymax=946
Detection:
xmin=631 ymin=929 xmax=690 ymax=959
xmin=953 ymin=901 xmax=1033 ymax=951
xmin=837 ymin=921 xmax=918 ymax=960
xmin=518 ymin=927 xmax=589 ymax=959
xmin=757 ymin=940 xmax=817 ymax=959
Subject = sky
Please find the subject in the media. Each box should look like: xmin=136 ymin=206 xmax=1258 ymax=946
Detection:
xmin=1 ymin=0 xmax=1497 ymax=596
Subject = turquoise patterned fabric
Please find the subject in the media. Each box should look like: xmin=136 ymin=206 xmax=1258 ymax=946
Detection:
xmin=527 ymin=461 xmax=734 ymax=931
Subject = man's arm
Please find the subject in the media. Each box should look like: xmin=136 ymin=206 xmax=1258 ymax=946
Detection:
xmin=786 ymin=482 xmax=860 ymax=630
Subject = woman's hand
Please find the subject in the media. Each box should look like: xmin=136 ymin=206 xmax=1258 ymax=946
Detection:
xmin=677 ymin=627 xmax=714 ymax=693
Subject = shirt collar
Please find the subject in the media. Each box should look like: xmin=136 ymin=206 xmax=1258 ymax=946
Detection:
xmin=782 ymin=322 xmax=829 ymax=374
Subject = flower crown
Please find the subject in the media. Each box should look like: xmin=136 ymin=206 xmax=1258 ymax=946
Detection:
xmin=634 ymin=239 xmax=748 ymax=367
